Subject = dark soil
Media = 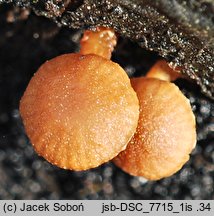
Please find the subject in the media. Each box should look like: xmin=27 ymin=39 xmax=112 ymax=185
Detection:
xmin=0 ymin=4 xmax=213 ymax=199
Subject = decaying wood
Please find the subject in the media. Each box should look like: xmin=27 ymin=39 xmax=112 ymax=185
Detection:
xmin=1 ymin=0 xmax=214 ymax=99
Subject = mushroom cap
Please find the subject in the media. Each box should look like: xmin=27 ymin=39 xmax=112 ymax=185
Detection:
xmin=113 ymin=77 xmax=196 ymax=180
xmin=20 ymin=53 xmax=139 ymax=170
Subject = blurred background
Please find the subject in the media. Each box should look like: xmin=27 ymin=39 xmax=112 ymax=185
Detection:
xmin=0 ymin=3 xmax=214 ymax=199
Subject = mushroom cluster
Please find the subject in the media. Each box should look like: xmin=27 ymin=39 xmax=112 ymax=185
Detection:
xmin=20 ymin=27 xmax=196 ymax=180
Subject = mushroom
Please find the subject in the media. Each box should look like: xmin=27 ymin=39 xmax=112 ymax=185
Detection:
xmin=20 ymin=26 xmax=196 ymax=179
xmin=20 ymin=53 xmax=139 ymax=170
xmin=113 ymin=77 xmax=196 ymax=180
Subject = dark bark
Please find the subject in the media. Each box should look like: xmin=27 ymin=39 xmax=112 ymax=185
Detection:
xmin=1 ymin=0 xmax=214 ymax=99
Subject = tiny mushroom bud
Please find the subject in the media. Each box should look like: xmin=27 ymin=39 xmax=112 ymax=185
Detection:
xmin=114 ymin=77 xmax=196 ymax=180
xmin=80 ymin=27 xmax=117 ymax=59
xmin=20 ymin=53 xmax=139 ymax=170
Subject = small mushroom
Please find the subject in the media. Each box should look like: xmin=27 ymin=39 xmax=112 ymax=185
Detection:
xmin=20 ymin=53 xmax=139 ymax=170
xmin=113 ymin=77 xmax=196 ymax=180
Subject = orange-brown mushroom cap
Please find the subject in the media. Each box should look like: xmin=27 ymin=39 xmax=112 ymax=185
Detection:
xmin=20 ymin=53 xmax=139 ymax=171
xmin=113 ymin=77 xmax=196 ymax=180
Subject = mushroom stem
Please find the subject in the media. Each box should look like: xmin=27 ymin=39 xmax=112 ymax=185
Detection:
xmin=146 ymin=60 xmax=183 ymax=82
xmin=79 ymin=27 xmax=117 ymax=59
